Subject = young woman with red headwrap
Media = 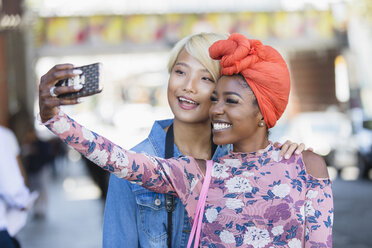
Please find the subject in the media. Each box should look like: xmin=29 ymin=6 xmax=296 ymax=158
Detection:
xmin=38 ymin=33 xmax=332 ymax=247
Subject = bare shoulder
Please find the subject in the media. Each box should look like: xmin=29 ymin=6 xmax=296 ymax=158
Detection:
xmin=302 ymin=150 xmax=329 ymax=179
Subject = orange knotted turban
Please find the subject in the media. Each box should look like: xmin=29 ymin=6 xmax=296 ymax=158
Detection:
xmin=209 ymin=33 xmax=290 ymax=129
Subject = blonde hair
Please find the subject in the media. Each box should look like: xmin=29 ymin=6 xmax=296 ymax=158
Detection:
xmin=167 ymin=32 xmax=228 ymax=82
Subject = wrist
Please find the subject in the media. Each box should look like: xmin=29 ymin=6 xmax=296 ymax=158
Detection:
xmin=40 ymin=113 xmax=55 ymax=123
xmin=39 ymin=107 xmax=60 ymax=124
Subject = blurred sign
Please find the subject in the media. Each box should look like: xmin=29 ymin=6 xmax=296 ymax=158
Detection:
xmin=33 ymin=11 xmax=335 ymax=53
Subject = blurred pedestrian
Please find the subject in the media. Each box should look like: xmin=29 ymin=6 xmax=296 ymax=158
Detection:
xmin=21 ymin=128 xmax=51 ymax=219
xmin=0 ymin=126 xmax=32 ymax=248
xmin=48 ymin=137 xmax=67 ymax=179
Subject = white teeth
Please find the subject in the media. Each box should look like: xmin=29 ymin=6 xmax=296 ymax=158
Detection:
xmin=179 ymin=97 xmax=197 ymax=105
xmin=213 ymin=122 xmax=232 ymax=130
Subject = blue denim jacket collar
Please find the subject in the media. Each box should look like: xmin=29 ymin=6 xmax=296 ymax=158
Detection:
xmin=147 ymin=119 xmax=182 ymax=158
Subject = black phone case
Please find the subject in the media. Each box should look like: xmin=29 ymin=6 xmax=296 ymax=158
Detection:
xmin=56 ymin=63 xmax=102 ymax=99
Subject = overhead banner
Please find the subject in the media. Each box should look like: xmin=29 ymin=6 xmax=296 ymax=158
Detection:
xmin=33 ymin=11 xmax=335 ymax=50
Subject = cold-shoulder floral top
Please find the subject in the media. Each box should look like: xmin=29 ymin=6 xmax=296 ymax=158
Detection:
xmin=44 ymin=111 xmax=333 ymax=248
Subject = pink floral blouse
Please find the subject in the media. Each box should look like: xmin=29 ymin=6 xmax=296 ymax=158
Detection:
xmin=44 ymin=111 xmax=333 ymax=248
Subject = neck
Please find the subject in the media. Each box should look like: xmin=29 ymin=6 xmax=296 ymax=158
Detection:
xmin=172 ymin=118 xmax=212 ymax=160
xmin=232 ymin=131 xmax=270 ymax=153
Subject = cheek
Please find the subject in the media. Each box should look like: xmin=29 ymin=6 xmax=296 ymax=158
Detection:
xmin=231 ymin=110 xmax=257 ymax=128
xmin=167 ymin=75 xmax=177 ymax=93
xmin=167 ymin=79 xmax=178 ymax=107
xmin=197 ymin=84 xmax=215 ymax=106
xmin=167 ymin=74 xmax=181 ymax=96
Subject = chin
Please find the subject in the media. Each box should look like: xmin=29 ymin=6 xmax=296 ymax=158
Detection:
xmin=212 ymin=136 xmax=231 ymax=146
xmin=174 ymin=113 xmax=209 ymax=124
xmin=173 ymin=109 xmax=210 ymax=124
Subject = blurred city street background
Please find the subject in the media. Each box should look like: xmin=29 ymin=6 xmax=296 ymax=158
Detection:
xmin=1 ymin=0 xmax=372 ymax=247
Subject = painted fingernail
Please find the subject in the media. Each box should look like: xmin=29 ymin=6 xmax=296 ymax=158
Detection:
xmin=74 ymin=84 xmax=83 ymax=90
xmin=73 ymin=69 xmax=83 ymax=75
xmin=279 ymin=156 xmax=283 ymax=161
xmin=295 ymin=150 xmax=300 ymax=154
xmin=285 ymin=154 xmax=290 ymax=159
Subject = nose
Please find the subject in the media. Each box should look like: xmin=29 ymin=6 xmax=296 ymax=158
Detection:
xmin=210 ymin=99 xmax=224 ymax=118
xmin=183 ymin=74 xmax=198 ymax=93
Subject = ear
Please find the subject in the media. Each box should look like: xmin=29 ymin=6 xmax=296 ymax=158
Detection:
xmin=256 ymin=113 xmax=266 ymax=127
xmin=255 ymin=110 xmax=263 ymax=121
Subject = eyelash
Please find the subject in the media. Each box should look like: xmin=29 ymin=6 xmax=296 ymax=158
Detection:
xmin=202 ymin=77 xmax=214 ymax=83
xmin=226 ymin=98 xmax=238 ymax=104
xmin=210 ymin=96 xmax=239 ymax=104
xmin=210 ymin=95 xmax=217 ymax=102
xmin=175 ymin=70 xmax=184 ymax=75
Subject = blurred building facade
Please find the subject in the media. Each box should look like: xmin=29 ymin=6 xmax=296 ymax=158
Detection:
xmin=0 ymin=0 xmax=33 ymax=144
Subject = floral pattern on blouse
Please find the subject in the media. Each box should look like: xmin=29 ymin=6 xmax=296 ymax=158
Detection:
xmin=44 ymin=111 xmax=333 ymax=248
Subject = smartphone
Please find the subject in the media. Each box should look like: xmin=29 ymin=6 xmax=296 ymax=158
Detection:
xmin=56 ymin=63 xmax=103 ymax=99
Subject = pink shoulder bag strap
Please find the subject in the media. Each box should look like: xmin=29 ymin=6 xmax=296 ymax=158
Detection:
xmin=186 ymin=160 xmax=213 ymax=248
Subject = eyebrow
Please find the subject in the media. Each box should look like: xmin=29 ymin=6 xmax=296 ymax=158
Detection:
xmin=212 ymin=90 xmax=243 ymax=99
xmin=175 ymin=62 xmax=189 ymax=68
xmin=224 ymin=91 xmax=243 ymax=99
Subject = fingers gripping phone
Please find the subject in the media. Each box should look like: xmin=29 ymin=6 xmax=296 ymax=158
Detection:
xmin=56 ymin=63 xmax=103 ymax=99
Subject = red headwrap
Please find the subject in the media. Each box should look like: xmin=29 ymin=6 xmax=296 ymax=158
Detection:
xmin=209 ymin=33 xmax=290 ymax=129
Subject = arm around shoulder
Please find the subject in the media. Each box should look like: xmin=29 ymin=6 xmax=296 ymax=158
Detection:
xmin=302 ymin=150 xmax=329 ymax=179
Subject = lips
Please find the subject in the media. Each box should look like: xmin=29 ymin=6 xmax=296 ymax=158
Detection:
xmin=178 ymin=96 xmax=199 ymax=110
xmin=213 ymin=121 xmax=232 ymax=131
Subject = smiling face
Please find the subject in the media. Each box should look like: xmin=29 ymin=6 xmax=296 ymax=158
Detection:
xmin=167 ymin=49 xmax=216 ymax=125
xmin=209 ymin=75 xmax=268 ymax=152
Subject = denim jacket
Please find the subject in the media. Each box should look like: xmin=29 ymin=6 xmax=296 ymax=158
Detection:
xmin=102 ymin=119 xmax=229 ymax=248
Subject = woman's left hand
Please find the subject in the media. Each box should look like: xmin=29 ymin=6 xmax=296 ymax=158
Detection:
xmin=274 ymin=140 xmax=313 ymax=160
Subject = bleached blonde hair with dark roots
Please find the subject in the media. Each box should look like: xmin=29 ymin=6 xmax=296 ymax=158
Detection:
xmin=167 ymin=32 xmax=228 ymax=82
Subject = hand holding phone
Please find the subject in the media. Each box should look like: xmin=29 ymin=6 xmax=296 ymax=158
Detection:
xmin=56 ymin=63 xmax=103 ymax=99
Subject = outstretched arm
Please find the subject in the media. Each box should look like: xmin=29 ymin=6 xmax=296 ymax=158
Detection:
xmin=38 ymin=64 xmax=193 ymax=193
xmin=42 ymin=110 xmax=202 ymax=202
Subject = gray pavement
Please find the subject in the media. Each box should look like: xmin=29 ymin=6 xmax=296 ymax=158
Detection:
xmin=14 ymin=162 xmax=372 ymax=248
xmin=333 ymin=179 xmax=372 ymax=248
xmin=16 ymin=158 xmax=103 ymax=248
